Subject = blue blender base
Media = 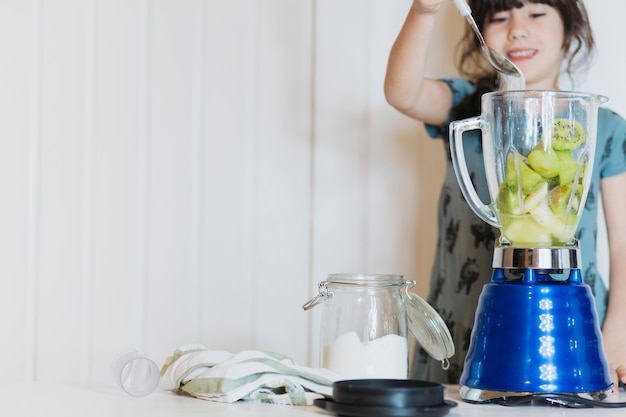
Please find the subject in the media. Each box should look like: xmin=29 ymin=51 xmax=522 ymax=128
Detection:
xmin=460 ymin=268 xmax=613 ymax=402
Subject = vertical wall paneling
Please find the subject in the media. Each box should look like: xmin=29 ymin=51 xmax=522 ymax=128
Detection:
xmin=252 ymin=0 xmax=312 ymax=363
xmin=26 ymin=0 xmax=42 ymax=382
xmin=89 ymin=0 xmax=148 ymax=383
xmin=188 ymin=0 xmax=205 ymax=351
xmin=0 ymin=0 xmax=38 ymax=381
xmin=36 ymin=0 xmax=92 ymax=381
xmin=365 ymin=1 xmax=422 ymax=277
xmin=137 ymin=0 xmax=150 ymax=356
xmin=80 ymin=0 xmax=96 ymax=382
xmin=142 ymin=0 xmax=204 ymax=363
xmin=198 ymin=0 xmax=260 ymax=356
xmin=312 ymin=0 xmax=369 ymax=278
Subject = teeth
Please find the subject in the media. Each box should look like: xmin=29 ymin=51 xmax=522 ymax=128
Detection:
xmin=509 ymin=50 xmax=535 ymax=58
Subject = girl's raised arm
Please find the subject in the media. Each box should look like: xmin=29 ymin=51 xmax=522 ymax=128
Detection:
xmin=384 ymin=2 xmax=454 ymax=126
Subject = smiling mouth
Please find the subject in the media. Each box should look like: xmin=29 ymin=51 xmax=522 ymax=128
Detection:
xmin=508 ymin=49 xmax=537 ymax=59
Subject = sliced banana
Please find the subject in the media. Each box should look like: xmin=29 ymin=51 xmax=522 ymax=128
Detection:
xmin=523 ymin=182 xmax=548 ymax=213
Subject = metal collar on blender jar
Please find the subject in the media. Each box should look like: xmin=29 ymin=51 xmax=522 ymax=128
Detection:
xmin=303 ymin=274 xmax=455 ymax=369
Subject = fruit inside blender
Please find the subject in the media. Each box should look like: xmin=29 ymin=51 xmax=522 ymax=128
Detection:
xmin=495 ymin=118 xmax=587 ymax=247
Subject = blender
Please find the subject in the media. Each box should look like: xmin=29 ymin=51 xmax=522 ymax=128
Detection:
xmin=449 ymin=90 xmax=613 ymax=402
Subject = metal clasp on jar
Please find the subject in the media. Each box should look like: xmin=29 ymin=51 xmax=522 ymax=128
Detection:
xmin=404 ymin=279 xmax=416 ymax=292
xmin=302 ymin=281 xmax=332 ymax=310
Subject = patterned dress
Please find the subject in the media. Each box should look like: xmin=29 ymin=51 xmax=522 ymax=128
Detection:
xmin=410 ymin=78 xmax=626 ymax=384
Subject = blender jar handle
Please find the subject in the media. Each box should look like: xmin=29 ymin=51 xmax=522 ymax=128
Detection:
xmin=449 ymin=116 xmax=501 ymax=228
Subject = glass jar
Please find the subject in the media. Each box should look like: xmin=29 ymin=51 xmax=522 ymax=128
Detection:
xmin=303 ymin=273 xmax=454 ymax=380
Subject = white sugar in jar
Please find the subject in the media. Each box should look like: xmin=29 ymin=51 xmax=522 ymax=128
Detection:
xmin=323 ymin=331 xmax=408 ymax=379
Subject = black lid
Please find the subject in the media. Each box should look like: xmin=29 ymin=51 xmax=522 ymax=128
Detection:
xmin=314 ymin=379 xmax=457 ymax=417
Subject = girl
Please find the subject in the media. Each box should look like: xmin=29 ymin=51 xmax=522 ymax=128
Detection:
xmin=385 ymin=0 xmax=626 ymax=389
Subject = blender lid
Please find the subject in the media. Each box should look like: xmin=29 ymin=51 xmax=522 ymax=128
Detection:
xmin=405 ymin=292 xmax=455 ymax=364
xmin=314 ymin=379 xmax=457 ymax=417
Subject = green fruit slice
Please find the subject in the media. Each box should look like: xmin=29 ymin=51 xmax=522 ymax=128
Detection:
xmin=528 ymin=144 xmax=560 ymax=178
xmin=505 ymin=153 xmax=517 ymax=189
xmin=556 ymin=150 xmax=578 ymax=185
xmin=550 ymin=118 xmax=586 ymax=151
xmin=549 ymin=183 xmax=573 ymax=215
xmin=578 ymin=162 xmax=587 ymax=184
xmin=502 ymin=216 xmax=552 ymax=247
xmin=523 ymin=182 xmax=548 ymax=213
xmin=529 ymin=203 xmax=579 ymax=245
xmin=505 ymin=152 xmax=544 ymax=194
xmin=571 ymin=184 xmax=584 ymax=213
xmin=496 ymin=182 xmax=522 ymax=215
xmin=520 ymin=166 xmax=545 ymax=195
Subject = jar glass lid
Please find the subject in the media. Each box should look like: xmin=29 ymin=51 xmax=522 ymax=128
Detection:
xmin=405 ymin=291 xmax=455 ymax=367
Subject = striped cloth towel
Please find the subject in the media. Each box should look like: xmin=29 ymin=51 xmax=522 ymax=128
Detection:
xmin=160 ymin=344 xmax=340 ymax=406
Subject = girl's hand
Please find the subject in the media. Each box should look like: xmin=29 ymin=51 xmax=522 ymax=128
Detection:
xmin=602 ymin=323 xmax=626 ymax=393
xmin=412 ymin=0 xmax=448 ymax=15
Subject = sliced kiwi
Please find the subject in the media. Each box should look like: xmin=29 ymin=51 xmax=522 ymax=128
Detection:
xmin=550 ymin=118 xmax=586 ymax=151
xmin=528 ymin=144 xmax=560 ymax=178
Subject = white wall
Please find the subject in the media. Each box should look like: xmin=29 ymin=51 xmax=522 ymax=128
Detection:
xmin=0 ymin=0 xmax=622 ymax=385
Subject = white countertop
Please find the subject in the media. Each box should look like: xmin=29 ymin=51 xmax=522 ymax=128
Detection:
xmin=1 ymin=383 xmax=625 ymax=417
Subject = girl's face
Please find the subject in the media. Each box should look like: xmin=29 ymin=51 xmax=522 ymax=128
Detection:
xmin=482 ymin=1 xmax=565 ymax=89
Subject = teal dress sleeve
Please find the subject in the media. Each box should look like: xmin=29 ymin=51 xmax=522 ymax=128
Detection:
xmin=596 ymin=108 xmax=626 ymax=179
xmin=424 ymin=77 xmax=476 ymax=139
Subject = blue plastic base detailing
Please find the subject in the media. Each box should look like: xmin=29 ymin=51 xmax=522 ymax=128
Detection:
xmin=460 ymin=268 xmax=612 ymax=395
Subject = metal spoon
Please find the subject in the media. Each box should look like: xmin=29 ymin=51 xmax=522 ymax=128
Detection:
xmin=452 ymin=0 xmax=525 ymax=89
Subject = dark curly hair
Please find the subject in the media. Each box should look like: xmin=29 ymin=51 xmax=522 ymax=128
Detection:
xmin=452 ymin=0 xmax=595 ymax=119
